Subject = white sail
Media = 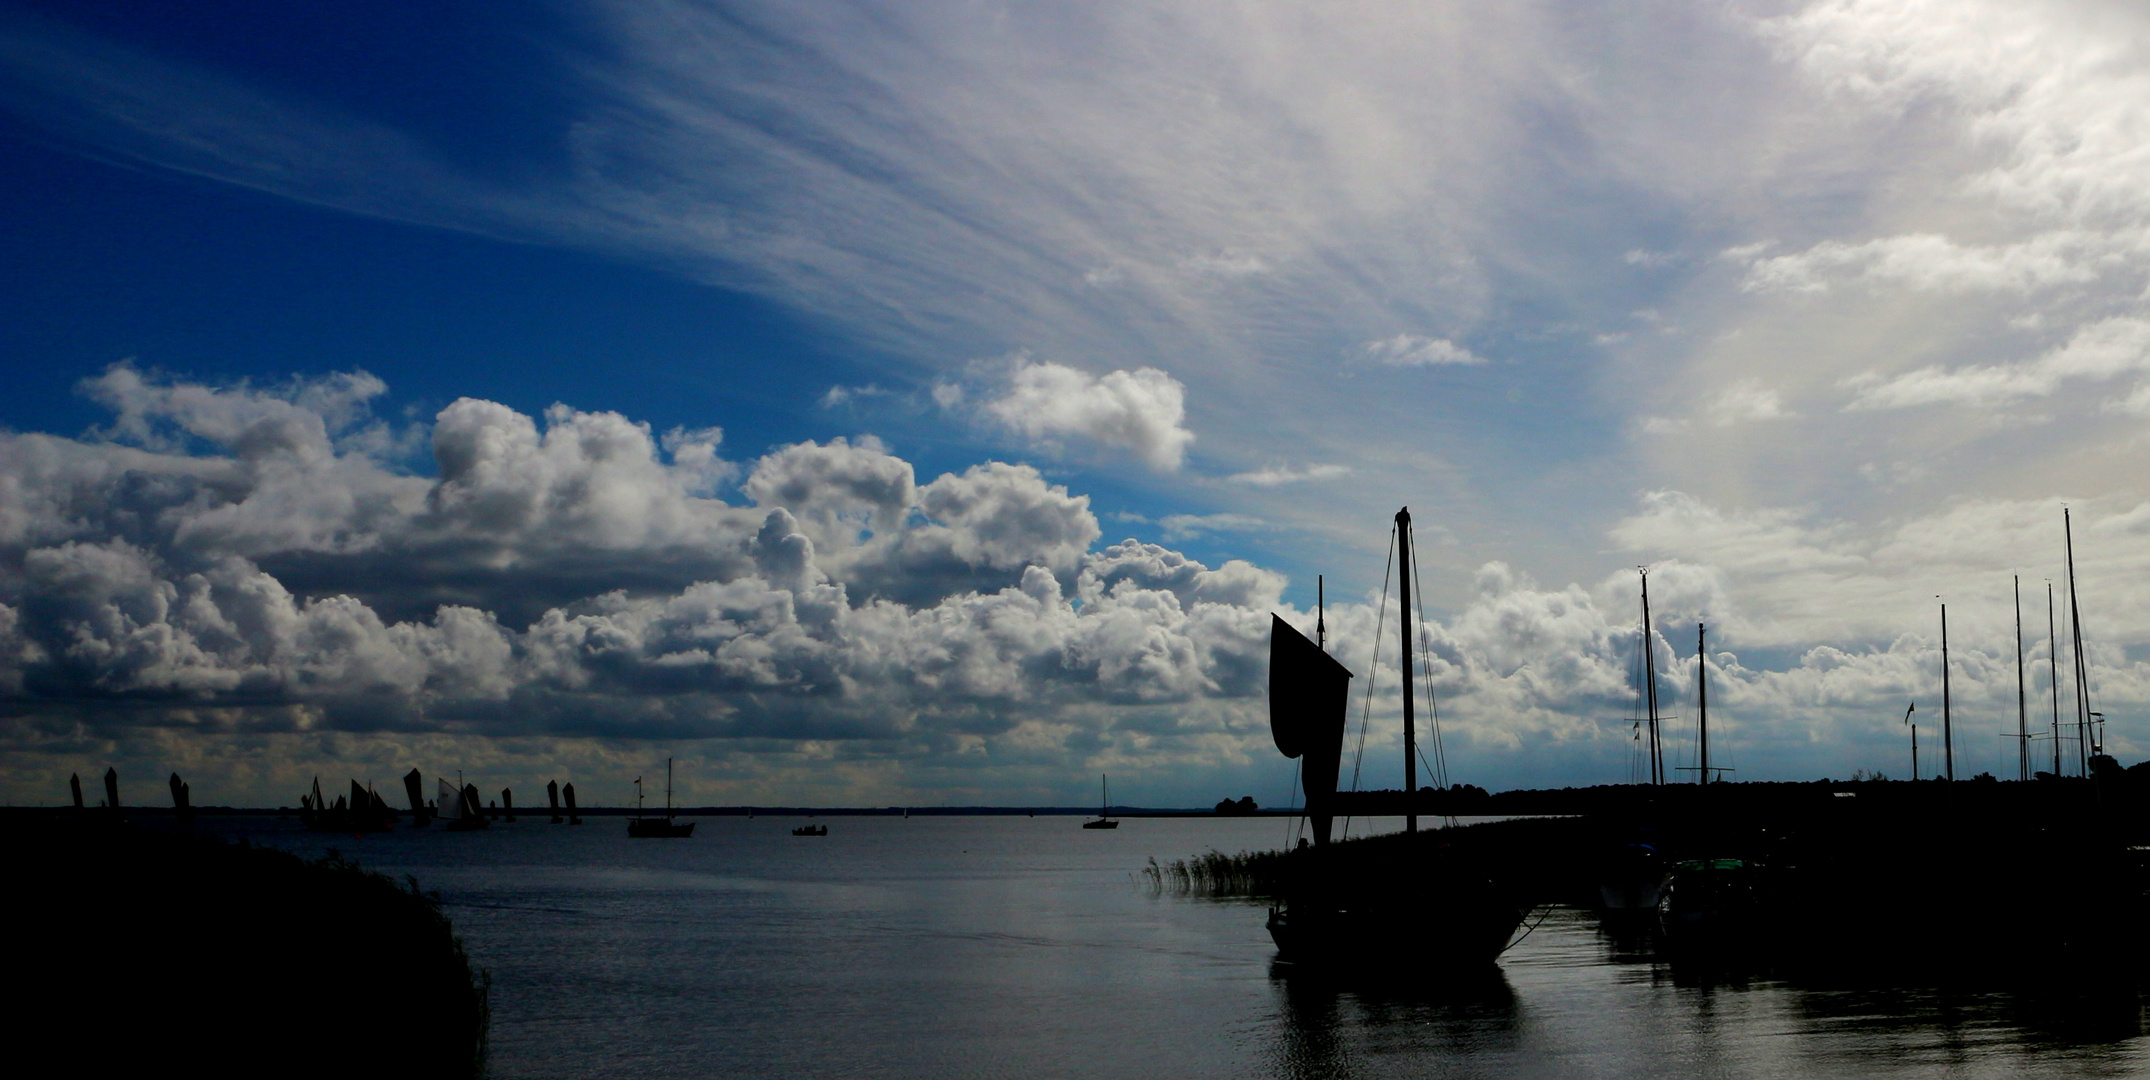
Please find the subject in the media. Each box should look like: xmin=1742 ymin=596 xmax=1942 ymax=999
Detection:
xmin=436 ymin=778 xmax=463 ymax=820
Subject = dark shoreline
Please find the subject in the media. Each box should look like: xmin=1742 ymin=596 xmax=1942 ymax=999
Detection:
xmin=7 ymin=772 xmax=2141 ymax=818
xmin=8 ymin=819 xmax=490 ymax=1076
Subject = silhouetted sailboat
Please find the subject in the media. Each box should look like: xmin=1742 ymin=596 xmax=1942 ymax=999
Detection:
xmin=1264 ymin=508 xmax=1525 ymax=970
xmin=627 ymin=758 xmax=695 ymax=838
xmin=1082 ymin=774 xmax=1119 ymax=829
xmin=438 ymin=778 xmax=487 ymax=831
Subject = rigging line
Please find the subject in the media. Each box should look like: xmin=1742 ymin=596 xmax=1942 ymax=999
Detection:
xmin=1499 ymin=904 xmax=1557 ymax=955
xmin=1283 ymin=758 xmax=1303 ymax=851
xmin=1344 ymin=524 xmax=1398 ymax=842
xmin=1630 ymin=630 xmax=1645 ymax=781
xmin=1408 ymin=527 xmax=1450 ymax=792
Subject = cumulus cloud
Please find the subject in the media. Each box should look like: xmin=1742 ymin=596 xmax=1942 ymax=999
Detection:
xmin=983 ymin=357 xmax=1194 ymax=470
xmin=1360 ymin=334 xmax=1486 ymax=367
xmin=9 ymin=376 xmax=2150 ymax=801
xmin=0 ymin=367 xmax=1279 ymax=793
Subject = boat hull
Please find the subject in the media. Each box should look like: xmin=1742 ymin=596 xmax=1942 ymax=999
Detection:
xmin=1267 ymin=898 xmax=1522 ymax=971
xmin=1081 ymin=819 xmax=1119 ymax=829
xmin=627 ymin=818 xmax=695 ymax=838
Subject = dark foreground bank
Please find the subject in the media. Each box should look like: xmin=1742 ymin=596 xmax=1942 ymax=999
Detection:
xmin=8 ymin=818 xmax=488 ymax=1078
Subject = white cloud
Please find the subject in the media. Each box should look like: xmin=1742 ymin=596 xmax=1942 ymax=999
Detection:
xmin=1708 ymin=381 xmax=1791 ymax=425
xmin=983 ymin=357 xmax=1194 ymax=470
xmin=0 ymin=369 xmax=1252 ymax=767
xmin=1159 ymin=513 xmax=1270 ymax=542
xmin=1760 ymin=0 xmax=2150 ymax=225
xmin=1360 ymin=334 xmax=1486 ymax=367
xmin=1843 ymin=316 xmax=2150 ymax=410
xmin=1737 ymin=231 xmax=2120 ymax=295
xmin=1223 ymin=464 xmax=1351 ymax=487
xmin=819 ymin=384 xmax=893 ymax=408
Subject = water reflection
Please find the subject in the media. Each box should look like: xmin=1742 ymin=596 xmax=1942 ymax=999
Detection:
xmin=1259 ymin=906 xmax=2147 ymax=1080
xmin=1267 ymin=964 xmax=1518 ymax=1080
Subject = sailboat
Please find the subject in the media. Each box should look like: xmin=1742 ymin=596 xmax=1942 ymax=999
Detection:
xmin=438 ymin=778 xmax=487 ymax=831
xmin=1082 ymin=774 xmax=1119 ymax=829
xmin=1657 ymin=622 xmax=1762 ymax=953
xmin=1596 ymin=570 xmax=1668 ymax=917
xmin=1264 ymin=507 xmax=1526 ymax=970
xmin=627 ymin=758 xmax=696 ymax=838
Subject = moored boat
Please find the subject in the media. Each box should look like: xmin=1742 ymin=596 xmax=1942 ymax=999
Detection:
xmin=1265 ymin=509 xmax=1527 ymax=970
xmin=627 ymin=758 xmax=695 ymax=838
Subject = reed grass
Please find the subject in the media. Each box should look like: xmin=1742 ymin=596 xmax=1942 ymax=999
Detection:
xmin=1142 ymin=848 xmax=1294 ymax=898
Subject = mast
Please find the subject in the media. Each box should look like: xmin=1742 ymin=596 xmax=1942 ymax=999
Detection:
xmin=1904 ymin=702 xmax=1917 ymax=781
xmin=1696 ymin=623 xmax=1709 ymax=785
xmin=666 ymin=757 xmax=674 ymax=820
xmin=1317 ymin=575 xmax=1326 ymax=650
xmin=2049 ymin=583 xmax=2062 ymax=777
xmin=1941 ymin=600 xmax=1954 ymax=782
xmin=2015 ymin=576 xmax=2028 ymax=782
xmin=2065 ymin=509 xmax=2092 ymax=771
xmin=1641 ymin=568 xmax=1662 ymax=785
xmin=1396 ymin=507 xmax=1417 ymax=833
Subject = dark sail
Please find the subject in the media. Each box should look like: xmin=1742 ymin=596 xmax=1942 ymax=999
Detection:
xmin=1269 ymin=614 xmax=1354 ymax=845
xmin=403 ymin=769 xmax=429 ymax=825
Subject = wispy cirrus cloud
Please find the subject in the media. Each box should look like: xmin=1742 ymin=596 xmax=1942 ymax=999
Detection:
xmin=1159 ymin=512 xmax=1270 ymax=542
xmin=1223 ymin=464 xmax=1352 ymax=487
xmin=1359 ymin=334 xmax=1486 ymax=367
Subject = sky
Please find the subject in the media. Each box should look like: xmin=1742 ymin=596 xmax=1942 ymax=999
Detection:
xmin=4 ymin=0 xmax=2150 ymax=809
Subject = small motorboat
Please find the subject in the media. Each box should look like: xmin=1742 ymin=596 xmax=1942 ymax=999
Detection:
xmin=793 ymin=824 xmax=828 ymax=837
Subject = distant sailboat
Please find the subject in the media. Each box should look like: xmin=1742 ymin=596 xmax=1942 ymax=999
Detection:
xmin=1083 ymin=774 xmax=1120 ymax=829
xmin=627 ymin=758 xmax=695 ymax=838
xmin=439 ymin=778 xmax=487 ymax=831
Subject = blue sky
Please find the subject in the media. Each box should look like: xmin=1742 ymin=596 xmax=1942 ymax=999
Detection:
xmin=4 ymin=0 xmax=2150 ymax=807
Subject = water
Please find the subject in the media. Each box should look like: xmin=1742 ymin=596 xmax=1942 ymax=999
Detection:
xmin=204 ymin=814 xmax=2148 ymax=1079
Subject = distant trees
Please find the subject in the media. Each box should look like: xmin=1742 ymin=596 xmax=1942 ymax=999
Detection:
xmin=1214 ymin=796 xmax=1259 ymax=815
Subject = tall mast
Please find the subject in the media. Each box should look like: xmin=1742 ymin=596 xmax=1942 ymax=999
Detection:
xmin=666 ymin=757 xmax=674 ymax=818
xmin=2048 ymin=583 xmax=2062 ymax=777
xmin=2065 ymin=509 xmax=2092 ymax=771
xmin=1696 ymin=622 xmax=1709 ymax=786
xmin=1396 ymin=508 xmax=1418 ymax=834
xmin=1317 ymin=576 xmax=1326 ymax=651
xmin=1642 ymin=568 xmax=1662 ymax=786
xmin=1941 ymin=600 xmax=1954 ymax=782
xmin=2015 ymin=577 xmax=2028 ymax=782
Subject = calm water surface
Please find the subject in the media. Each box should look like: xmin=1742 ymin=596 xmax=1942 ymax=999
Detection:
xmin=211 ymin=814 xmax=2148 ymax=1079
